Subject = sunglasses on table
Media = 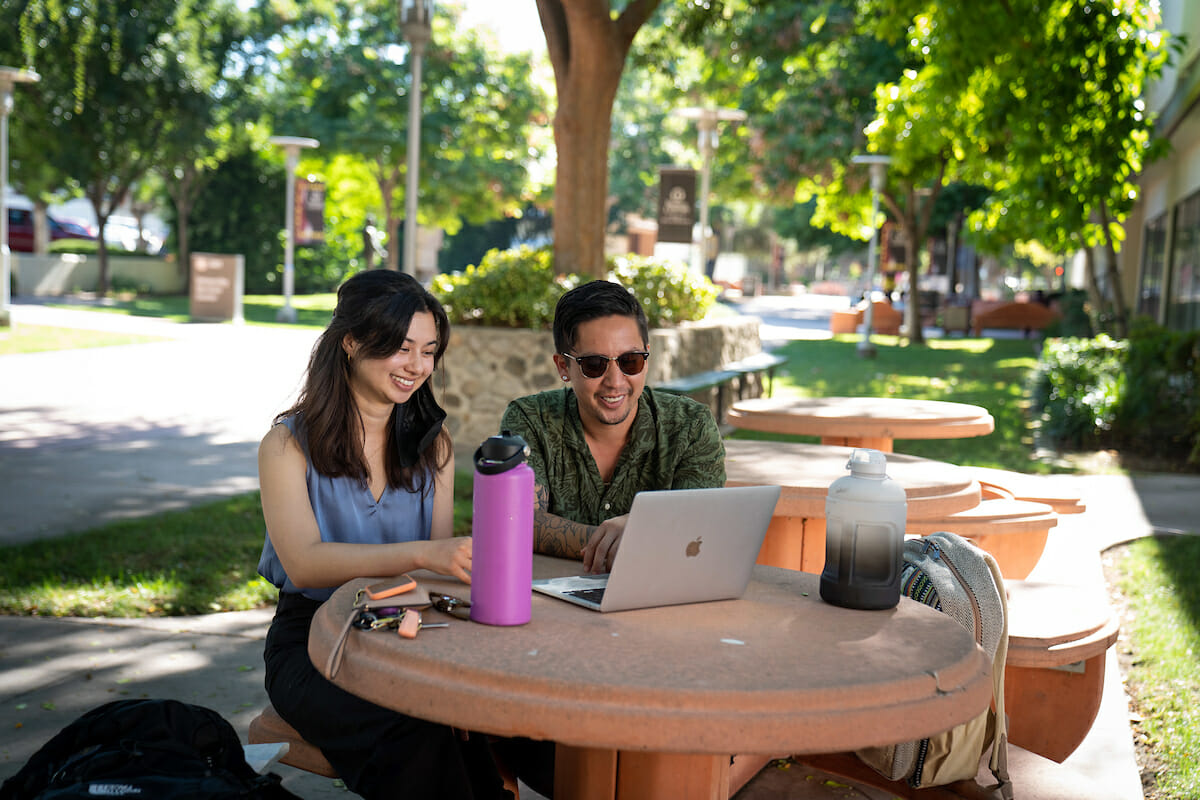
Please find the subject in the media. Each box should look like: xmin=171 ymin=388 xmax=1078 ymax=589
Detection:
xmin=428 ymin=593 xmax=472 ymax=620
xmin=560 ymin=350 xmax=650 ymax=379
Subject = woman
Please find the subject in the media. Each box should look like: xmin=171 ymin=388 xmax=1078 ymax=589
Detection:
xmin=256 ymin=270 xmax=509 ymax=799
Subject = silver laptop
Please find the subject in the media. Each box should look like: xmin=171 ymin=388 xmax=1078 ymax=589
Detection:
xmin=531 ymin=484 xmax=781 ymax=612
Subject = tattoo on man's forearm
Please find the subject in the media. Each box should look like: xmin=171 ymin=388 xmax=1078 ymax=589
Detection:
xmin=533 ymin=510 xmax=591 ymax=560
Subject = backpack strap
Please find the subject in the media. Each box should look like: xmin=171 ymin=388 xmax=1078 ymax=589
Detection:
xmin=981 ymin=548 xmax=1012 ymax=800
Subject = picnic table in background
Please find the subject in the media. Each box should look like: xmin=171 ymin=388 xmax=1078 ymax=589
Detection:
xmin=727 ymin=396 xmax=995 ymax=453
xmin=724 ymin=439 xmax=983 ymax=573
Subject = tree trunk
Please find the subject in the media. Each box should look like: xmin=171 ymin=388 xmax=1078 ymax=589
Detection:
xmin=539 ymin=0 xmax=661 ymax=277
xmin=176 ymin=199 xmax=191 ymax=291
xmin=880 ymin=170 xmax=944 ymax=347
xmin=166 ymin=163 xmax=201 ymax=295
xmin=88 ymin=194 xmax=112 ymax=297
xmin=1080 ymin=242 xmax=1107 ymax=332
xmin=89 ymin=175 xmax=137 ymax=296
xmin=32 ymin=200 xmax=51 ymax=255
xmin=1098 ymin=199 xmax=1129 ymax=338
xmin=904 ymin=227 xmax=924 ymax=345
xmin=374 ymin=159 xmax=400 ymax=271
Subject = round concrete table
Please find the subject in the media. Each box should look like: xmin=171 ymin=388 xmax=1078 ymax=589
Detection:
xmin=725 ymin=440 xmax=982 ymax=573
xmin=308 ymin=559 xmax=992 ymax=800
xmin=727 ymin=396 xmax=995 ymax=453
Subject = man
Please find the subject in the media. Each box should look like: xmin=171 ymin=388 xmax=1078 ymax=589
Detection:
xmin=500 ymin=280 xmax=726 ymax=573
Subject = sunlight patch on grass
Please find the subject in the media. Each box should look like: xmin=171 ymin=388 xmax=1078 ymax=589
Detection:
xmin=1114 ymin=536 xmax=1200 ymax=800
xmin=0 ymin=324 xmax=163 ymax=355
xmin=926 ymin=338 xmax=997 ymax=354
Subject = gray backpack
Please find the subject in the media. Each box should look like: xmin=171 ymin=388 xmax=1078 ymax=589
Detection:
xmin=856 ymin=531 xmax=1012 ymax=799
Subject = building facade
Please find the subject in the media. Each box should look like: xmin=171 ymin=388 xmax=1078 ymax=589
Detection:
xmin=1121 ymin=0 xmax=1200 ymax=332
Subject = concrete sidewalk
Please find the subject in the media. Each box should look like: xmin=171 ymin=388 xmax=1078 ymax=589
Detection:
xmin=3 ymin=300 xmax=1196 ymax=798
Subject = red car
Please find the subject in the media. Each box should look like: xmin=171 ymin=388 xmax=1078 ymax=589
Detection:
xmin=6 ymin=206 xmax=96 ymax=252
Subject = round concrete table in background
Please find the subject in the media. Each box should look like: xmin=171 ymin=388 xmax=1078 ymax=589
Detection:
xmin=727 ymin=396 xmax=995 ymax=453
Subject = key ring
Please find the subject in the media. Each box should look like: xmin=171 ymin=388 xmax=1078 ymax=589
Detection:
xmin=352 ymin=610 xmax=379 ymax=630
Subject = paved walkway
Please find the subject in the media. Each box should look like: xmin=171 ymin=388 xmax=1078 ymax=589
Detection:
xmin=2 ymin=297 xmax=1196 ymax=799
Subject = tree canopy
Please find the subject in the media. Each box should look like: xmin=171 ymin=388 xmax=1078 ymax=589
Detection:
xmin=5 ymin=0 xmax=246 ymax=294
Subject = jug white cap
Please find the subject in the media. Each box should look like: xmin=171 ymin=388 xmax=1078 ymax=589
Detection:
xmin=846 ymin=448 xmax=888 ymax=478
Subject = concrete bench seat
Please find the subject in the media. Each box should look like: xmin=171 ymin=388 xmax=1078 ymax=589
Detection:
xmin=1003 ymin=580 xmax=1120 ymax=763
xmin=869 ymin=301 xmax=904 ymax=335
xmin=828 ymin=301 xmax=902 ymax=336
xmin=907 ymin=497 xmax=1059 ymax=580
xmin=725 ymin=351 xmax=788 ymax=398
xmin=829 ymin=308 xmax=861 ymax=334
xmin=656 ymin=351 xmax=786 ymax=423
xmin=248 ymin=703 xmax=525 ymax=795
xmin=778 ymin=743 xmax=1123 ymax=799
xmin=656 ymin=368 xmax=741 ymax=422
xmin=248 ymin=704 xmax=338 ymax=778
xmin=964 ymin=467 xmax=1087 ymax=515
xmin=971 ymin=301 xmax=1060 ymax=337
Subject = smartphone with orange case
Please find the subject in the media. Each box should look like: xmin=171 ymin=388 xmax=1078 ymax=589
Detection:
xmin=364 ymin=574 xmax=418 ymax=601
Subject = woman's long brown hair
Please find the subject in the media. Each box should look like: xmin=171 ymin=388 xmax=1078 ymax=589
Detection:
xmin=277 ymin=270 xmax=451 ymax=494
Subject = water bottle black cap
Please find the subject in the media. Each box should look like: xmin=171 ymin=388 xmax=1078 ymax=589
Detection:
xmin=474 ymin=430 xmax=530 ymax=474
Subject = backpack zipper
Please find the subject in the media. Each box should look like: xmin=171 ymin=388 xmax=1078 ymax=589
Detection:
xmin=920 ymin=538 xmax=983 ymax=645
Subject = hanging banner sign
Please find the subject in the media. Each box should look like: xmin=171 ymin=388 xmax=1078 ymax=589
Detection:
xmin=657 ymin=167 xmax=696 ymax=244
xmin=295 ymin=179 xmax=326 ymax=245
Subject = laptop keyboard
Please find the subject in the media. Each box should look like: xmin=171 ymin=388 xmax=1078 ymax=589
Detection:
xmin=565 ymin=587 xmax=606 ymax=605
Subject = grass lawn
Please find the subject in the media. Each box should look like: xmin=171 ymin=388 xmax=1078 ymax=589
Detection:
xmin=47 ymin=293 xmax=340 ymax=328
xmin=1108 ymin=535 xmax=1200 ymax=800
xmin=746 ymin=333 xmax=1048 ymax=473
xmin=0 ymin=323 xmax=164 ymax=355
xmin=0 ymin=478 xmax=476 ymax=617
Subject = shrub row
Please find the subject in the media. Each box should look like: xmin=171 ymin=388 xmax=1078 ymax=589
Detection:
xmin=430 ymin=246 xmax=719 ymax=329
xmin=1029 ymin=318 xmax=1200 ymax=467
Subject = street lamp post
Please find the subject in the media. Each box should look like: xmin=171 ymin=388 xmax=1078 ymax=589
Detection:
xmin=673 ymin=106 xmax=746 ymax=278
xmin=400 ymin=0 xmax=433 ymax=278
xmin=851 ymin=154 xmax=891 ymax=359
xmin=0 ymin=66 xmax=40 ymax=328
xmin=268 ymin=135 xmax=319 ymax=323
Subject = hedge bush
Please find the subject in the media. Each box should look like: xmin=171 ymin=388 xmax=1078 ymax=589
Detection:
xmin=1029 ymin=320 xmax=1200 ymax=467
xmin=1114 ymin=318 xmax=1200 ymax=464
xmin=1028 ymin=335 xmax=1127 ymax=449
xmin=431 ymin=246 xmax=719 ymax=329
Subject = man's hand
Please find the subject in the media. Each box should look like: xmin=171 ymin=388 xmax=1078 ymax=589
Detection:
xmin=581 ymin=514 xmax=628 ymax=574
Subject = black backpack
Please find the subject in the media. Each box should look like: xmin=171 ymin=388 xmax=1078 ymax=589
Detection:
xmin=1 ymin=698 xmax=303 ymax=799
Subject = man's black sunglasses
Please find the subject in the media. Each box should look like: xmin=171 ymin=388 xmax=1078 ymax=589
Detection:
xmin=560 ymin=350 xmax=649 ymax=379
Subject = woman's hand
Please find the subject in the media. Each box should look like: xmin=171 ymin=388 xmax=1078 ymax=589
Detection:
xmin=424 ymin=536 xmax=473 ymax=584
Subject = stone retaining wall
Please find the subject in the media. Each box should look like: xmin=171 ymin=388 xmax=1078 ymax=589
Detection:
xmin=441 ymin=315 xmax=763 ymax=451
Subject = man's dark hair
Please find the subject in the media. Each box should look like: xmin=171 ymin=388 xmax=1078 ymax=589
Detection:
xmin=553 ymin=280 xmax=649 ymax=353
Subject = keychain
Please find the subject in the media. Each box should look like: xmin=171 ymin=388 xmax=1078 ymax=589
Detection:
xmin=353 ymin=607 xmax=447 ymax=639
xmin=396 ymin=608 xmax=448 ymax=639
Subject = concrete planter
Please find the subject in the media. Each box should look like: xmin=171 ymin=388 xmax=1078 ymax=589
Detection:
xmin=441 ymin=315 xmax=763 ymax=451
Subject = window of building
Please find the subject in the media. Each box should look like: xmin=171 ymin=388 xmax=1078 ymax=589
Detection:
xmin=1169 ymin=190 xmax=1200 ymax=332
xmin=1139 ymin=212 xmax=1168 ymax=320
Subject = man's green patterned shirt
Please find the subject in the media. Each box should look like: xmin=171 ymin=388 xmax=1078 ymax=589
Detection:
xmin=500 ymin=387 xmax=726 ymax=525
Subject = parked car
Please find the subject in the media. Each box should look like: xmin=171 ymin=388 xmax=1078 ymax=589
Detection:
xmin=103 ymin=215 xmax=166 ymax=255
xmin=6 ymin=206 xmax=97 ymax=252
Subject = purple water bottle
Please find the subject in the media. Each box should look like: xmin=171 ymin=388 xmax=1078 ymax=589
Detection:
xmin=470 ymin=431 xmax=534 ymax=625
